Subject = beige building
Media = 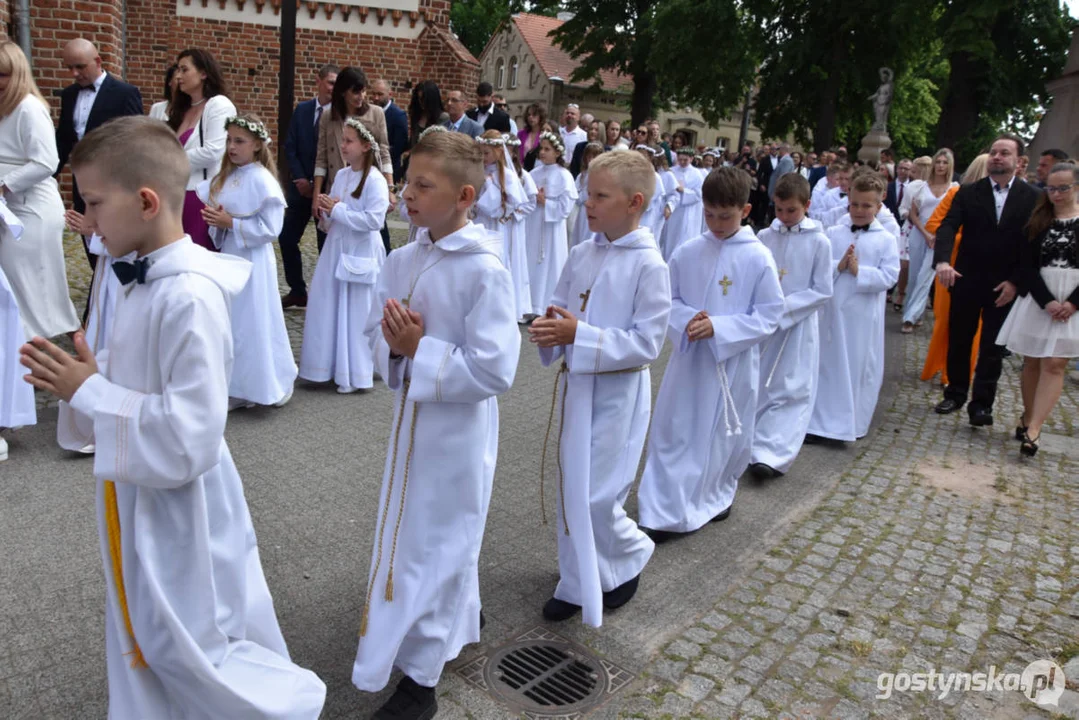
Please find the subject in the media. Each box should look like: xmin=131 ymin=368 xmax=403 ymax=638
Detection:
xmin=476 ymin=12 xmax=763 ymax=150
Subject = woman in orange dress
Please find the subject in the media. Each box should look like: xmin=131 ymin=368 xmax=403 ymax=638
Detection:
xmin=921 ymin=154 xmax=989 ymax=383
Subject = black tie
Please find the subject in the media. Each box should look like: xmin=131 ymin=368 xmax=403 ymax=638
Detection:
xmin=112 ymin=258 xmax=150 ymax=285
xmin=79 ymin=84 xmax=97 ymax=93
xmin=851 ymin=224 xmax=871 ymax=233
xmin=994 ymin=183 xmax=1004 ymax=192
xmin=314 ymin=104 xmax=323 ymax=127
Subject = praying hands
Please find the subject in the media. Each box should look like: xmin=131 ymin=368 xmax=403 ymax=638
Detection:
xmin=382 ymin=298 xmax=424 ymax=359
xmin=686 ymin=310 xmax=714 ymax=341
xmin=201 ymin=204 xmax=234 ymax=230
xmin=529 ymin=305 xmax=577 ymax=347
xmin=19 ymin=331 xmax=98 ymax=403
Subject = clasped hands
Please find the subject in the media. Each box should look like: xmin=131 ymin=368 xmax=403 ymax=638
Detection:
xmin=19 ymin=332 xmax=98 ymax=403
xmin=837 ymin=245 xmax=859 ymax=276
xmin=528 ymin=306 xmax=577 ymax=347
xmin=686 ymin=310 xmax=714 ymax=341
xmin=382 ymin=298 xmax=424 ymax=359
xmin=200 ymin=204 xmax=234 ymax=230
xmin=1046 ymin=300 xmax=1076 ymax=323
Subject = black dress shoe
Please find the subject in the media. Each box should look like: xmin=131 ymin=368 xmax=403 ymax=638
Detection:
xmin=711 ymin=506 xmax=732 ymax=523
xmin=934 ymin=398 xmax=964 ymax=414
xmin=542 ymin=597 xmax=581 ymax=622
xmin=281 ymin=293 xmax=307 ymax=310
xmin=603 ymin=574 xmax=639 ymax=610
xmin=373 ymin=676 xmax=438 ymax=720
xmin=479 ymin=609 xmax=486 ymax=630
xmin=968 ymin=408 xmax=994 ymax=427
xmin=641 ymin=526 xmax=682 ymax=544
xmin=749 ymin=462 xmax=782 ymax=480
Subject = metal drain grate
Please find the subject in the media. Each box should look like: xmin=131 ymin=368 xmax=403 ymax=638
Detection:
xmin=456 ymin=626 xmax=634 ymax=719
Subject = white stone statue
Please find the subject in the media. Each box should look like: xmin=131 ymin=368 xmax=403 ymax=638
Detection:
xmin=869 ymin=67 xmax=894 ymax=132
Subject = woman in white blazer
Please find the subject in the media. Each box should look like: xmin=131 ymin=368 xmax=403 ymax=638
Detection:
xmin=168 ymin=49 xmax=236 ymax=251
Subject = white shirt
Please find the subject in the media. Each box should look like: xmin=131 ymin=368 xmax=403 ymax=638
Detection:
xmin=508 ymin=117 xmax=518 ymax=135
xmin=560 ymin=125 xmax=588 ymax=163
xmin=992 ymin=176 xmax=1014 ymax=222
xmin=475 ymin=106 xmax=491 ymax=127
xmin=74 ymin=72 xmax=107 ymax=140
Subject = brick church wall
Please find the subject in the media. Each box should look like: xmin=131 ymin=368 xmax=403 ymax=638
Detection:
xmin=13 ymin=0 xmax=479 ymax=197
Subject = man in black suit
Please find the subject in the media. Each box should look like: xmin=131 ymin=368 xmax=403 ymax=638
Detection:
xmin=369 ymin=78 xmax=408 ymax=257
xmin=467 ymin=81 xmax=511 ymax=133
xmin=55 ymin=38 xmax=143 ymax=272
xmin=568 ymin=114 xmax=597 ymax=177
xmin=932 ymin=134 xmax=1041 ymax=426
xmin=279 ymin=63 xmax=337 ymax=309
xmin=884 ymin=158 xmax=912 ymax=223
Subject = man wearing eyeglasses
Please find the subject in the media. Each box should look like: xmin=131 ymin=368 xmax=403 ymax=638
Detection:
xmin=559 ymin=104 xmax=588 ymax=165
xmin=491 ymin=93 xmax=518 ymax=135
xmin=467 ymin=81 xmax=511 ymax=133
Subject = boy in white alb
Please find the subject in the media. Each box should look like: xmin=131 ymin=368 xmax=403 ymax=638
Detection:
xmin=665 ymin=147 xmax=704 ymax=260
xmin=750 ymin=174 xmax=834 ymax=479
xmin=20 ymin=117 xmax=325 ymax=719
xmin=808 ymin=171 xmax=900 ymax=443
xmin=355 ymin=131 xmax=520 ymax=720
xmin=529 ymin=150 xmax=671 ymax=625
xmin=637 ymin=167 xmax=783 ymax=541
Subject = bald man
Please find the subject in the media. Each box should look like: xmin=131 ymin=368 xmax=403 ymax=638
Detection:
xmin=56 ymin=39 xmax=143 ymax=274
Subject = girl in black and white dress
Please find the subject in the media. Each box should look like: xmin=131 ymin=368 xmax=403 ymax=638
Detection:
xmin=998 ymin=162 xmax=1079 ymax=457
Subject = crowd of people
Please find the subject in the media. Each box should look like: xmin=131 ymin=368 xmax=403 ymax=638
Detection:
xmin=1 ymin=35 xmax=1078 ymax=720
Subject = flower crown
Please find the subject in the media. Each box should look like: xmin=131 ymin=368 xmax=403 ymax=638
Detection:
xmin=539 ymin=131 xmax=564 ymax=153
xmin=344 ymin=117 xmax=376 ymax=146
xmin=503 ymin=134 xmax=521 ymax=148
xmin=225 ymin=116 xmax=271 ymax=144
xmin=634 ymin=144 xmax=660 ymax=156
xmin=476 ymin=135 xmax=506 ymax=147
xmin=418 ymin=124 xmax=449 ymax=141
xmin=675 ymin=146 xmax=696 ymax=156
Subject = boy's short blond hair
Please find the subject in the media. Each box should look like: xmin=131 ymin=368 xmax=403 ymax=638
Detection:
xmin=588 ymin=150 xmax=655 ymax=208
xmin=850 ymin=169 xmax=886 ymax=196
xmin=409 ymin=130 xmax=485 ymax=197
xmin=71 ymin=116 xmax=190 ymax=213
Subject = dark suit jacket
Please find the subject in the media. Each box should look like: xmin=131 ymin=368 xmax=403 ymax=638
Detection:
xmin=756 ymin=155 xmax=775 ymax=194
xmin=933 ymin=177 xmax=1040 ymax=286
xmin=383 ymin=100 xmax=409 ymax=183
xmin=56 ymin=73 xmax=143 ymax=210
xmin=807 ymin=164 xmax=826 ymax=188
xmin=467 ymin=106 xmax=511 ymax=133
xmin=884 ymin=179 xmax=902 ymax=222
xmin=284 ymin=98 xmax=321 ymax=205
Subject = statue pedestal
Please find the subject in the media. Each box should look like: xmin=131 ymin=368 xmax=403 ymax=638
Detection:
xmin=858 ymin=130 xmax=891 ymax=165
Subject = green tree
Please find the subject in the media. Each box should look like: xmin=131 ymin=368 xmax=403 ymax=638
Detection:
xmin=451 ymin=0 xmax=561 ymax=60
xmin=934 ymin=0 xmax=1072 ymax=160
xmin=647 ymin=0 xmax=760 ymax=128
xmin=748 ymin=0 xmax=938 ymax=152
xmin=548 ymin=0 xmax=659 ymax=125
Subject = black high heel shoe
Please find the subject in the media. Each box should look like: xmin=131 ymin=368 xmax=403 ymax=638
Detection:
xmin=1019 ymin=431 xmax=1039 ymax=458
xmin=1015 ymin=417 xmax=1028 ymax=441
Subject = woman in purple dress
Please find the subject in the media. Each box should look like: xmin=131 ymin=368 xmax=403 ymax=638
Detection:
xmin=167 ymin=49 xmax=236 ymax=251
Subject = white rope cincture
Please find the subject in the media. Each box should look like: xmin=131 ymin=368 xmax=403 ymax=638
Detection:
xmin=765 ymin=327 xmax=792 ymax=389
xmin=717 ymin=362 xmax=743 ymax=437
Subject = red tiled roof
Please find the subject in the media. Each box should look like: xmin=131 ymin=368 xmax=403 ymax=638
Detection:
xmin=512 ymin=13 xmax=632 ymax=93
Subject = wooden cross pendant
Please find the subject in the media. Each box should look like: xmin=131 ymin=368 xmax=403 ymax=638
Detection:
xmin=778 ymin=268 xmax=788 ymax=281
xmin=579 ymin=289 xmax=591 ymax=312
xmin=402 ymin=294 xmax=411 ymax=309
xmin=719 ymin=275 xmax=734 ymax=296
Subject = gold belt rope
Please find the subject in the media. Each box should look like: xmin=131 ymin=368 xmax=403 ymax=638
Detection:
xmin=360 ymin=379 xmax=419 ymax=637
xmin=539 ymin=361 xmax=649 ymax=537
xmin=104 ymin=480 xmax=148 ymax=669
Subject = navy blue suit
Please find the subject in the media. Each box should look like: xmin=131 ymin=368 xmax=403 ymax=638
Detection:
xmin=383 ymin=99 xmax=409 ymax=184
xmin=279 ymin=98 xmax=327 ymax=297
xmin=884 ymin=179 xmax=902 ymax=223
xmin=807 ymin=164 xmax=827 ymax=190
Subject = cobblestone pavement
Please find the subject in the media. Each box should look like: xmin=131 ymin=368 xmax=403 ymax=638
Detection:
xmin=20 ymin=230 xmax=1079 ymax=719
xmin=614 ymin=322 xmax=1079 ymax=719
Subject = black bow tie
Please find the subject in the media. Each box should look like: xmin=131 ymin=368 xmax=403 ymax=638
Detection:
xmin=851 ymin=223 xmax=871 ymax=233
xmin=839 ymin=192 xmax=848 ymax=198
xmin=79 ymin=84 xmax=97 ymax=93
xmin=112 ymin=258 xmax=150 ymax=285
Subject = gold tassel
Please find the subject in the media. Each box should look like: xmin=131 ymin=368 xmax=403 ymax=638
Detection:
xmin=359 ymin=605 xmax=369 ymax=638
xmin=384 ymin=570 xmax=394 ymax=602
xmin=104 ymin=480 xmax=148 ymax=669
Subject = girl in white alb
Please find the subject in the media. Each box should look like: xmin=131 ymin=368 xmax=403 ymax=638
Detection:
xmin=475 ymin=131 xmax=531 ymax=322
xmin=506 ymin=134 xmax=536 ymax=321
xmin=198 ymin=114 xmax=297 ymax=409
xmin=525 ymin=132 xmax=578 ymax=316
xmin=299 ymin=117 xmax=389 ymax=393
xmin=0 ymin=201 xmax=34 ymax=461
